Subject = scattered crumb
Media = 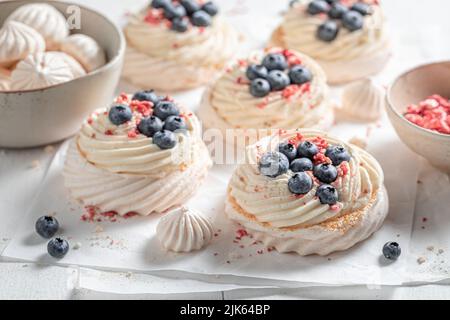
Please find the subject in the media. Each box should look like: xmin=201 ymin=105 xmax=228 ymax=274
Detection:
xmin=95 ymin=225 xmax=104 ymax=233
xmin=417 ymin=257 xmax=426 ymax=265
xmin=438 ymin=249 xmax=445 ymax=255
xmin=125 ymin=272 xmax=132 ymax=278
xmin=30 ymin=160 xmax=40 ymax=169
xmin=22 ymin=264 xmax=28 ymax=268
xmin=417 ymin=180 xmax=423 ymax=184
xmin=73 ymin=242 xmax=82 ymax=250
xmin=427 ymin=246 xmax=434 ymax=252
xmin=44 ymin=145 xmax=55 ymax=154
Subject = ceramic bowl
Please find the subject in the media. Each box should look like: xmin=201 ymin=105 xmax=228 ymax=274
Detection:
xmin=386 ymin=61 xmax=450 ymax=172
xmin=0 ymin=0 xmax=125 ymax=148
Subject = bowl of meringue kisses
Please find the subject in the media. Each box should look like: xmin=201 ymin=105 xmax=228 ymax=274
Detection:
xmin=0 ymin=0 xmax=125 ymax=148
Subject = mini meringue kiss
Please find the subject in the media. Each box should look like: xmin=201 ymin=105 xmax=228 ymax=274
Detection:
xmin=60 ymin=34 xmax=106 ymax=72
xmin=341 ymin=78 xmax=386 ymax=122
xmin=156 ymin=207 xmax=214 ymax=253
xmin=0 ymin=21 xmax=46 ymax=68
xmin=6 ymin=3 xmax=69 ymax=50
xmin=10 ymin=52 xmax=77 ymax=91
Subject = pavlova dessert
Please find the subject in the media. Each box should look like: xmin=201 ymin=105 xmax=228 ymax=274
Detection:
xmin=64 ymin=90 xmax=212 ymax=216
xmin=198 ymin=48 xmax=334 ymax=144
xmin=0 ymin=3 xmax=106 ymax=91
xmin=270 ymin=0 xmax=391 ymax=84
xmin=123 ymin=0 xmax=240 ymax=91
xmin=226 ymin=130 xmax=389 ymax=256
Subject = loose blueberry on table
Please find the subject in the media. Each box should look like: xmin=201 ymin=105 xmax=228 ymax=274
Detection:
xmin=245 ymin=51 xmax=314 ymax=98
xmin=47 ymin=238 xmax=70 ymax=259
xmin=259 ymin=137 xmax=352 ymax=207
xmin=148 ymin=0 xmax=219 ymax=32
xmin=382 ymin=241 xmax=401 ymax=260
xmin=35 ymin=216 xmax=59 ymax=239
xmin=304 ymin=0 xmax=374 ymax=42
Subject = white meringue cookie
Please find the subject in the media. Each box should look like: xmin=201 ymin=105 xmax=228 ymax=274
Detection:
xmin=6 ymin=3 xmax=69 ymax=50
xmin=0 ymin=67 xmax=11 ymax=91
xmin=341 ymin=78 xmax=386 ymax=122
xmin=60 ymin=34 xmax=106 ymax=72
xmin=0 ymin=21 xmax=46 ymax=68
xmin=10 ymin=52 xmax=76 ymax=91
xmin=50 ymin=51 xmax=86 ymax=78
xmin=157 ymin=207 xmax=214 ymax=253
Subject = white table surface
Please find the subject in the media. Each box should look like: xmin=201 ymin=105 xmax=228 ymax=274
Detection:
xmin=1 ymin=0 xmax=450 ymax=300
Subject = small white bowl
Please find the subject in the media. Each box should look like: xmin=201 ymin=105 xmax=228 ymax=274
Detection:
xmin=0 ymin=0 xmax=125 ymax=148
xmin=386 ymin=61 xmax=450 ymax=172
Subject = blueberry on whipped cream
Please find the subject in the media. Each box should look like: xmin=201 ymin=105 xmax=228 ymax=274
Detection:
xmin=35 ymin=216 xmax=59 ymax=239
xmin=297 ymin=141 xmax=319 ymax=159
xmin=258 ymin=134 xmax=352 ymax=207
xmin=259 ymin=152 xmax=290 ymax=178
xmin=154 ymin=101 xmax=180 ymax=120
xmin=109 ymin=104 xmax=133 ymax=125
xmin=138 ymin=116 xmax=164 ymax=137
xmin=245 ymin=50 xmax=313 ymax=98
xmin=316 ymin=184 xmax=338 ymax=205
xmin=132 ymin=90 xmax=161 ymax=104
xmin=153 ymin=130 xmax=177 ymax=149
xmin=288 ymin=172 xmax=313 ymax=195
xmin=147 ymin=0 xmax=219 ymax=33
xmin=314 ymin=163 xmax=338 ymax=183
xmin=47 ymin=238 xmax=69 ymax=259
xmin=304 ymin=0 xmax=374 ymax=42
xmin=290 ymin=158 xmax=313 ymax=172
xmin=325 ymin=145 xmax=351 ymax=166
xmin=164 ymin=115 xmax=187 ymax=132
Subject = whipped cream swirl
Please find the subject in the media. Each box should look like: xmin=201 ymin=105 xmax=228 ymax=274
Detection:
xmin=200 ymin=49 xmax=332 ymax=132
xmin=228 ymin=130 xmax=384 ymax=229
xmin=277 ymin=0 xmax=389 ymax=62
xmin=64 ymin=94 xmax=212 ymax=216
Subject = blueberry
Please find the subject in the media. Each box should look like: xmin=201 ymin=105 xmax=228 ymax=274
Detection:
xmin=191 ymin=10 xmax=211 ymax=27
xmin=267 ymin=70 xmax=290 ymax=91
xmin=307 ymin=0 xmax=329 ymax=15
xmin=316 ymin=184 xmax=338 ymax=205
xmin=164 ymin=4 xmax=187 ymax=20
xmin=325 ymin=145 xmax=351 ymax=166
xmin=325 ymin=0 xmax=338 ymax=4
xmin=382 ymin=242 xmax=401 ymax=260
xmin=297 ymin=141 xmax=319 ymax=159
xmin=314 ymin=163 xmax=338 ymax=183
xmin=153 ymin=130 xmax=177 ymax=149
xmin=351 ymin=2 xmax=372 ymax=16
xmin=277 ymin=142 xmax=297 ymax=162
xmin=153 ymin=101 xmax=180 ymax=121
xmin=171 ymin=17 xmax=189 ymax=32
xmin=290 ymin=158 xmax=313 ymax=172
xmin=202 ymin=1 xmax=219 ymax=16
xmin=108 ymin=104 xmax=132 ymax=126
xmin=317 ymin=20 xmax=339 ymax=42
xmin=35 ymin=216 xmax=59 ymax=239
xmin=289 ymin=0 xmax=299 ymax=7
xmin=259 ymin=152 xmax=290 ymax=178
xmin=289 ymin=65 xmax=313 ymax=85
xmin=180 ymin=0 xmax=200 ymax=15
xmin=138 ymin=116 xmax=163 ymax=137
xmin=164 ymin=115 xmax=187 ymax=132
xmin=342 ymin=10 xmax=364 ymax=31
xmin=328 ymin=3 xmax=348 ymax=19
xmin=47 ymin=238 xmax=69 ymax=259
xmin=288 ymin=172 xmax=313 ymax=195
xmin=250 ymin=78 xmax=271 ymax=98
xmin=151 ymin=0 xmax=169 ymax=9
xmin=246 ymin=64 xmax=268 ymax=81
xmin=132 ymin=90 xmax=160 ymax=104
xmin=262 ymin=53 xmax=288 ymax=71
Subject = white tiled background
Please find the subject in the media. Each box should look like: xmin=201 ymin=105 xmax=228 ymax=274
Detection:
xmin=1 ymin=0 xmax=450 ymax=299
